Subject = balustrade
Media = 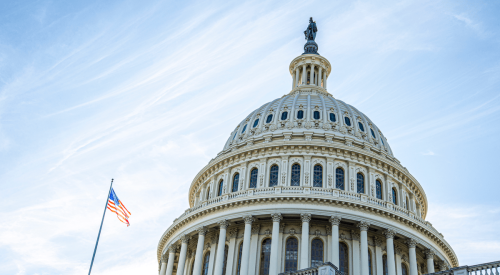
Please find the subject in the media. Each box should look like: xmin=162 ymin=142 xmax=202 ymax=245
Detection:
xmin=425 ymin=260 xmax=500 ymax=275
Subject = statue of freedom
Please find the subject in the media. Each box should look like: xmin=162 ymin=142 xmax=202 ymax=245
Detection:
xmin=304 ymin=17 xmax=317 ymax=41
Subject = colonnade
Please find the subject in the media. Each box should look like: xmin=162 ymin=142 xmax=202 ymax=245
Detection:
xmin=160 ymin=214 xmax=443 ymax=275
xmin=292 ymin=64 xmax=327 ymax=89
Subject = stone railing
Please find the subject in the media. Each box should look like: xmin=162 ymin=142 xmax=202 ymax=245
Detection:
xmin=278 ymin=262 xmax=343 ymax=275
xmin=426 ymin=261 xmax=500 ymax=275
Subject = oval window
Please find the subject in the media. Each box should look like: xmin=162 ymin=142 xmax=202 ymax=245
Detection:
xmin=358 ymin=122 xmax=365 ymax=132
xmin=297 ymin=110 xmax=304 ymax=119
xmin=266 ymin=114 xmax=273 ymax=123
xmin=313 ymin=111 xmax=320 ymax=120
xmin=344 ymin=117 xmax=351 ymax=126
xmin=253 ymin=119 xmax=259 ymax=128
xmin=281 ymin=112 xmax=288 ymax=120
xmin=241 ymin=124 xmax=247 ymax=133
xmin=370 ymin=128 xmax=376 ymax=138
xmin=329 ymin=113 xmax=336 ymax=122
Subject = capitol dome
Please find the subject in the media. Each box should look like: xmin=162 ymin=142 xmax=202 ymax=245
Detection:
xmin=157 ymin=19 xmax=457 ymax=275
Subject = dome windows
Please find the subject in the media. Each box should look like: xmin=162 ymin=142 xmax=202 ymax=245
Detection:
xmin=241 ymin=125 xmax=247 ymax=134
xmin=218 ymin=180 xmax=224 ymax=196
xmin=357 ymin=173 xmax=364 ymax=194
xmin=344 ymin=117 xmax=351 ymax=126
xmin=249 ymin=168 xmax=258 ymax=188
xmin=376 ymin=180 xmax=382 ymax=199
xmin=358 ymin=122 xmax=365 ymax=132
xmin=313 ymin=165 xmax=323 ymax=187
xmin=253 ymin=119 xmax=259 ymax=128
xmin=313 ymin=111 xmax=320 ymax=120
xmin=269 ymin=165 xmax=279 ymax=187
xmin=232 ymin=173 xmax=239 ymax=192
xmin=370 ymin=128 xmax=376 ymax=138
xmin=380 ymin=137 xmax=385 ymax=145
xmin=335 ymin=168 xmax=344 ymax=190
xmin=281 ymin=112 xmax=288 ymax=120
xmin=266 ymin=114 xmax=273 ymax=123
xmin=297 ymin=110 xmax=304 ymax=119
xmin=392 ymin=188 xmax=398 ymax=205
xmin=329 ymin=113 xmax=336 ymax=122
xmin=291 ymin=164 xmax=301 ymax=186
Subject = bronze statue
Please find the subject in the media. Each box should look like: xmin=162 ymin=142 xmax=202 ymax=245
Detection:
xmin=304 ymin=17 xmax=317 ymax=41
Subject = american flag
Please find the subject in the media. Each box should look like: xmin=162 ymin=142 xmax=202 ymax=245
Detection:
xmin=107 ymin=188 xmax=131 ymax=226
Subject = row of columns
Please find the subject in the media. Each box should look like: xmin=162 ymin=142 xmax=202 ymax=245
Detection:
xmin=160 ymin=215 xmax=441 ymax=275
xmin=292 ymin=65 xmax=327 ymax=89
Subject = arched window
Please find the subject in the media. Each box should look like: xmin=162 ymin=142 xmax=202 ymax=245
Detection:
xmin=281 ymin=112 xmax=288 ymax=120
xmin=222 ymin=245 xmax=229 ymax=275
xmin=218 ymin=180 xmax=224 ymax=196
xmin=297 ymin=110 xmax=304 ymax=119
xmin=376 ymin=180 xmax=382 ymax=199
xmin=357 ymin=173 xmax=365 ymax=194
xmin=269 ymin=165 xmax=279 ymax=187
xmin=290 ymin=164 xmax=300 ymax=186
xmin=368 ymin=249 xmax=373 ymax=275
xmin=405 ymin=196 xmax=409 ymax=210
xmin=206 ymin=187 xmax=210 ymax=200
xmin=253 ymin=119 xmax=259 ymax=128
xmin=358 ymin=122 xmax=365 ymax=132
xmin=339 ymin=243 xmax=349 ymax=275
xmin=383 ymin=255 xmax=388 ymax=275
xmin=370 ymin=128 xmax=376 ymax=138
xmin=202 ymin=252 xmax=210 ymax=275
xmin=232 ymin=173 xmax=239 ymax=192
xmin=284 ymin=237 xmax=298 ymax=272
xmin=313 ymin=111 xmax=320 ymax=120
xmin=311 ymin=239 xmax=324 ymax=267
xmin=260 ymin=238 xmax=272 ymax=275
xmin=402 ymin=264 xmax=408 ymax=275
xmin=232 ymin=132 xmax=237 ymax=140
xmin=266 ymin=114 xmax=273 ymax=123
xmin=249 ymin=168 xmax=258 ymax=188
xmin=313 ymin=165 xmax=323 ymax=187
xmin=336 ymin=168 xmax=344 ymax=190
xmin=344 ymin=117 xmax=351 ymax=126
xmin=392 ymin=188 xmax=398 ymax=205
xmin=237 ymin=242 xmax=243 ymax=275
xmin=329 ymin=113 xmax=336 ymax=122
xmin=242 ymin=125 xmax=247 ymax=133
xmin=380 ymin=137 xmax=385 ymax=145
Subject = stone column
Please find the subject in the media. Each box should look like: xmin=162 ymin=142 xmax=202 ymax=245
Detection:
xmin=310 ymin=64 xmax=315 ymax=85
xmin=395 ymin=246 xmax=402 ymax=275
xmin=323 ymin=71 xmax=327 ymax=89
xmin=292 ymin=68 xmax=297 ymax=89
xmin=302 ymin=64 xmax=307 ymax=85
xmin=358 ymin=222 xmax=370 ymax=275
xmin=407 ymin=239 xmax=418 ymax=275
xmin=225 ymin=228 xmax=238 ymax=275
xmin=329 ymin=216 xmax=341 ymax=268
xmin=240 ymin=216 xmax=254 ymax=275
xmin=160 ymin=253 xmax=168 ymax=275
xmin=439 ymin=262 xmax=448 ymax=272
xmin=295 ymin=67 xmax=300 ymax=87
xmin=383 ymin=230 xmax=396 ymax=275
xmin=374 ymin=237 xmax=384 ymax=275
xmin=248 ymin=224 xmax=260 ymax=275
xmin=425 ymin=250 xmax=435 ymax=273
xmin=193 ymin=227 xmax=208 ymax=275
xmin=269 ymin=213 xmax=282 ymax=275
xmin=318 ymin=66 xmax=322 ymax=87
xmin=165 ymin=246 xmax=177 ymax=275
xmin=300 ymin=213 xmax=311 ymax=269
xmin=208 ymin=234 xmax=219 ymax=275
xmin=177 ymin=235 xmax=190 ymax=275
xmin=351 ymin=230 xmax=360 ymax=275
xmin=214 ymin=220 xmax=229 ymax=275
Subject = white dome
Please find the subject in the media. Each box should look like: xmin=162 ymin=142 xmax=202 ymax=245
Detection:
xmin=222 ymin=90 xmax=394 ymax=157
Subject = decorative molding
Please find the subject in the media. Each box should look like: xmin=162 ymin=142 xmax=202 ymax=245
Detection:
xmin=218 ymin=220 xmax=229 ymax=229
xmin=251 ymin=224 xmax=261 ymax=234
xmin=301 ymin=213 xmax=312 ymax=223
xmin=197 ymin=227 xmax=208 ymax=236
xmin=243 ymin=215 xmax=255 ymax=224
xmin=271 ymin=213 xmax=283 ymax=222
xmin=383 ymin=229 xmax=396 ymax=239
xmin=350 ymin=230 xmax=360 ymax=241
xmin=374 ymin=237 xmax=383 ymax=247
xmin=406 ymin=238 xmax=418 ymax=248
xmin=228 ymin=228 xmax=238 ymax=238
xmin=357 ymin=221 xmax=370 ymax=231
xmin=329 ymin=216 xmax=341 ymax=226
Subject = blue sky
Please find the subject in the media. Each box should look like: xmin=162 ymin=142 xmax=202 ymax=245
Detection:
xmin=1 ymin=0 xmax=499 ymax=274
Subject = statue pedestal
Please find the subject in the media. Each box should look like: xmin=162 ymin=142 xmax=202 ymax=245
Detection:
xmin=303 ymin=40 xmax=318 ymax=54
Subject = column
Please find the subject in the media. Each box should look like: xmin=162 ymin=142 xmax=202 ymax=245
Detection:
xmin=358 ymin=222 xmax=370 ymax=275
xmin=329 ymin=216 xmax=341 ymax=268
xmin=214 ymin=220 xmax=229 ymax=275
xmin=292 ymin=68 xmax=297 ymax=89
xmin=407 ymin=239 xmax=418 ymax=275
xmin=318 ymin=66 xmax=322 ymax=87
xmin=160 ymin=260 xmax=167 ymax=275
xmin=351 ymin=230 xmax=360 ymax=275
xmin=439 ymin=262 xmax=448 ymax=271
xmin=300 ymin=213 xmax=311 ymax=269
xmin=208 ymin=234 xmax=219 ymax=275
xmin=302 ymin=64 xmax=307 ymax=85
xmin=269 ymin=213 xmax=282 ymax=275
xmin=177 ymin=235 xmax=190 ymax=275
xmin=225 ymin=228 xmax=238 ymax=275
xmin=240 ymin=216 xmax=254 ymax=275
xmin=295 ymin=68 xmax=300 ymax=87
xmin=278 ymin=223 xmax=285 ymax=272
xmin=425 ymin=250 xmax=435 ymax=273
xmin=323 ymin=71 xmax=327 ymax=89
xmin=383 ymin=230 xmax=396 ymax=275
xmin=193 ymin=227 xmax=208 ymax=275
xmin=374 ymin=237 xmax=384 ymax=275
xmin=395 ymin=246 xmax=402 ymax=275
xmin=247 ymin=224 xmax=260 ymax=275
xmin=310 ymin=64 xmax=315 ymax=85
xmin=165 ymin=246 xmax=177 ymax=275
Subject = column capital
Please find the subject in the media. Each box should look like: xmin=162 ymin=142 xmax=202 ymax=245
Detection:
xmin=357 ymin=221 xmax=370 ymax=231
xmin=218 ymin=219 xmax=229 ymax=229
xmin=271 ymin=213 xmax=282 ymax=222
xmin=350 ymin=230 xmax=360 ymax=241
xmin=395 ymin=245 xmax=403 ymax=256
xmin=374 ymin=236 xmax=383 ymax=247
xmin=197 ymin=226 xmax=208 ymax=236
xmin=300 ymin=213 xmax=312 ymax=223
xmin=228 ymin=227 xmax=238 ymax=238
xmin=162 ymin=253 xmax=169 ymax=263
xmin=168 ymin=245 xmax=177 ymax=253
xmin=210 ymin=233 xmax=219 ymax=244
xmin=329 ymin=215 xmax=341 ymax=226
xmin=180 ymin=234 xmax=190 ymax=244
xmin=243 ymin=215 xmax=255 ymax=224
xmin=425 ymin=249 xmax=435 ymax=259
xmin=251 ymin=224 xmax=261 ymax=234
xmin=439 ymin=261 xmax=448 ymax=271
xmin=280 ymin=223 xmax=286 ymax=233
xmin=383 ymin=229 xmax=396 ymax=239
xmin=406 ymin=238 xmax=418 ymax=248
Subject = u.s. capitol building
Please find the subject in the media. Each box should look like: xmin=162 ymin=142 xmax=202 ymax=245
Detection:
xmin=156 ymin=19 xmax=462 ymax=275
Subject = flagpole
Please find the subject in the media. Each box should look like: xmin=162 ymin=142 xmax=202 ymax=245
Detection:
xmin=88 ymin=178 xmax=113 ymax=275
